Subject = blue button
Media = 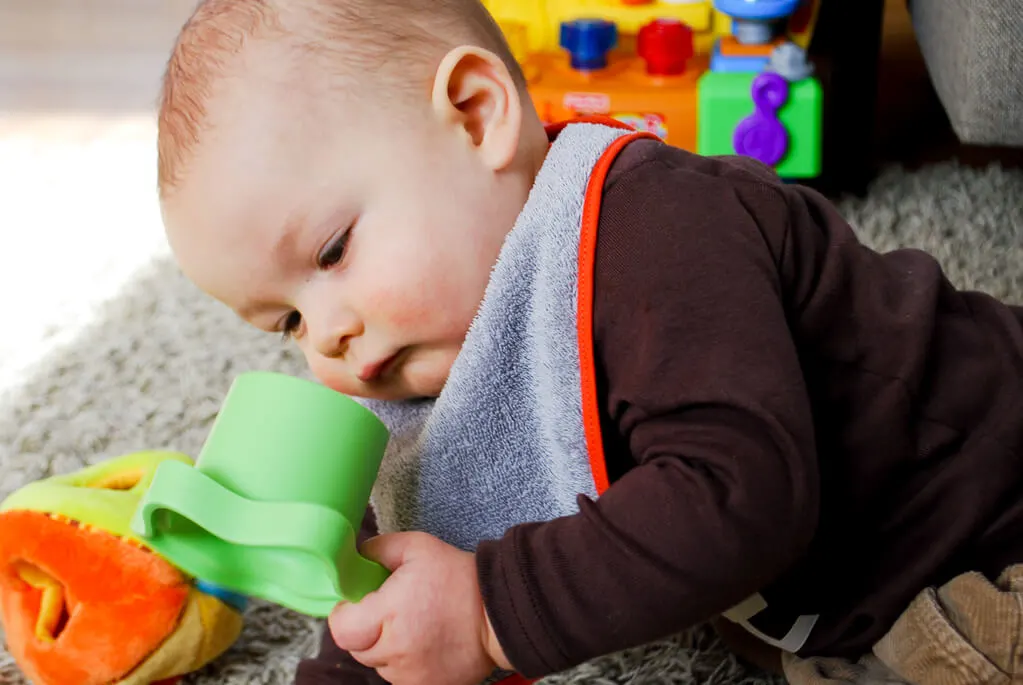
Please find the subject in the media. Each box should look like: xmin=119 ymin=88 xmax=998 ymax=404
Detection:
xmin=560 ymin=19 xmax=618 ymax=71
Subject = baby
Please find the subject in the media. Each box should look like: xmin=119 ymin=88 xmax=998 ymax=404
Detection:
xmin=158 ymin=1 xmax=1023 ymax=685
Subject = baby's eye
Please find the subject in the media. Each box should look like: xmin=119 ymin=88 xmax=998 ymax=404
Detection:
xmin=317 ymin=229 xmax=351 ymax=268
xmin=280 ymin=311 xmax=302 ymax=341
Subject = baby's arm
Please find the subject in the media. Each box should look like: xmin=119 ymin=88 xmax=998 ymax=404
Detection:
xmin=476 ymin=146 xmax=837 ymax=678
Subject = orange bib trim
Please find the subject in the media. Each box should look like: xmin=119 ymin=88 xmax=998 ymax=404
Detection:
xmin=574 ymin=120 xmax=660 ymax=496
xmin=496 ymin=117 xmax=661 ymax=685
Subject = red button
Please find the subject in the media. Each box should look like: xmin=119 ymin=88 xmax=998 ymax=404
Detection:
xmin=637 ymin=18 xmax=694 ymax=75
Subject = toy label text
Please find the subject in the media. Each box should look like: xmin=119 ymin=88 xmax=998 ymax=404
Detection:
xmin=563 ymin=92 xmax=612 ymax=114
xmin=612 ymin=112 xmax=668 ymax=139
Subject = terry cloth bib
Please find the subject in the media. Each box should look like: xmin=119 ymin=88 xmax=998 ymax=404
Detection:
xmin=358 ymin=121 xmax=636 ymax=550
xmin=359 ymin=120 xmax=819 ymax=656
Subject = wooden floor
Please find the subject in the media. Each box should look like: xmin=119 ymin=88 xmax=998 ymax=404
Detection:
xmin=0 ymin=0 xmax=1019 ymax=168
xmin=0 ymin=0 xmax=196 ymax=113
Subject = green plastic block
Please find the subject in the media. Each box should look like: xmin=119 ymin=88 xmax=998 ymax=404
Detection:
xmin=697 ymin=71 xmax=822 ymax=178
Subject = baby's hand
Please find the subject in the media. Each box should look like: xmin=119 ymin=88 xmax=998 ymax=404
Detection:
xmin=329 ymin=532 xmax=511 ymax=685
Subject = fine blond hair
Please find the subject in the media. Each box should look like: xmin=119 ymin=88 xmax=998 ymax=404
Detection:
xmin=157 ymin=0 xmax=523 ymax=197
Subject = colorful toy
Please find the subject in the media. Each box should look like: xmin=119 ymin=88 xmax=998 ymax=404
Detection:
xmin=712 ymin=0 xmax=802 ymax=57
xmin=0 ymin=372 xmax=392 ymax=684
xmin=486 ymin=0 xmax=825 ymax=178
xmin=131 ymin=372 xmax=391 ymax=618
xmin=0 ymin=451 xmax=244 ymax=685
xmin=699 ymin=68 xmax=821 ymax=177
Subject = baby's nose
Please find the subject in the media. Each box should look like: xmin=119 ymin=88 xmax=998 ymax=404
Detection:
xmin=314 ymin=332 xmax=348 ymax=359
xmin=311 ymin=315 xmax=360 ymax=359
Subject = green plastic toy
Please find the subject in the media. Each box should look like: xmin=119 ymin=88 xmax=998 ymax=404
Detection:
xmin=130 ymin=371 xmax=391 ymax=618
xmin=697 ymin=70 xmax=823 ymax=179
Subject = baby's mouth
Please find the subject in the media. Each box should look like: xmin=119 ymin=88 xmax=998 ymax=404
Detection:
xmin=357 ymin=349 xmax=403 ymax=383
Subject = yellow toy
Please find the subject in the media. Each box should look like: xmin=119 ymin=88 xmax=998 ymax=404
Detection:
xmin=0 ymin=452 xmax=244 ymax=685
xmin=485 ymin=0 xmax=821 ymax=57
xmin=485 ymin=0 xmax=826 ymax=179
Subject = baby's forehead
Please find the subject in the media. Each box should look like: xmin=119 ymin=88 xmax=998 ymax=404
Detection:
xmin=162 ymin=91 xmax=334 ymax=249
xmin=161 ymin=170 xmax=285 ymax=311
xmin=159 ymin=0 xmax=515 ymax=197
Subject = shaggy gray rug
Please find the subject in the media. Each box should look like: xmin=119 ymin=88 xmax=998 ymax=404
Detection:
xmin=0 ymin=157 xmax=1021 ymax=685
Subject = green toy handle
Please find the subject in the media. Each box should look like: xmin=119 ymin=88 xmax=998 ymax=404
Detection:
xmin=131 ymin=459 xmax=389 ymax=618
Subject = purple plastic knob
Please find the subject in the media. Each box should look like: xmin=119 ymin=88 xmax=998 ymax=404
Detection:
xmin=732 ymin=72 xmax=790 ymax=166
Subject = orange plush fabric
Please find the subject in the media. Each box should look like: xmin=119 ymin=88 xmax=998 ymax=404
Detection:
xmin=0 ymin=510 xmax=189 ymax=685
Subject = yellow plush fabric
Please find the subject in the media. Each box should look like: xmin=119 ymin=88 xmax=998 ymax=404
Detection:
xmin=118 ymin=587 xmax=244 ymax=685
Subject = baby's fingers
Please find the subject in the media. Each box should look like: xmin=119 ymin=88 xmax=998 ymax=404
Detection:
xmin=329 ymin=595 xmax=385 ymax=653
xmin=360 ymin=531 xmax=432 ymax=571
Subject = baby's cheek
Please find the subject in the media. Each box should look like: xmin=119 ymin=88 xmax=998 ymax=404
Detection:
xmin=363 ymin=257 xmax=478 ymax=338
xmin=366 ymin=281 xmax=437 ymax=332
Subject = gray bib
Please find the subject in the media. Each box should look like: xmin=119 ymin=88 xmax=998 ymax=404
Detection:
xmin=359 ymin=122 xmax=630 ymax=551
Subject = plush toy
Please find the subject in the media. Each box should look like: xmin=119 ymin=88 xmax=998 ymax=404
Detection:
xmin=0 ymin=451 xmax=245 ymax=685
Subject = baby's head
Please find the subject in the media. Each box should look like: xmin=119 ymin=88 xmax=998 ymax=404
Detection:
xmin=159 ymin=0 xmax=549 ymax=400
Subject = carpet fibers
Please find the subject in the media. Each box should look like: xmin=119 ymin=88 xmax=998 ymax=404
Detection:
xmin=0 ymin=119 xmax=1020 ymax=684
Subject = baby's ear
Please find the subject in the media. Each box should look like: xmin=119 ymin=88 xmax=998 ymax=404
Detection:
xmin=431 ymin=45 xmax=522 ymax=171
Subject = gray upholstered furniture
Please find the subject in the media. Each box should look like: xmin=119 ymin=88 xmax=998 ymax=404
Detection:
xmin=909 ymin=0 xmax=1023 ymax=147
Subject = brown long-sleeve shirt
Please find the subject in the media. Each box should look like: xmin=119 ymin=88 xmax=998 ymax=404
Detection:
xmin=296 ymin=139 xmax=1023 ymax=684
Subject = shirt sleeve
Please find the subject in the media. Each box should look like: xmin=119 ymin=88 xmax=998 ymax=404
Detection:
xmin=475 ymin=146 xmax=823 ymax=678
xmin=293 ymin=627 xmax=389 ymax=685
